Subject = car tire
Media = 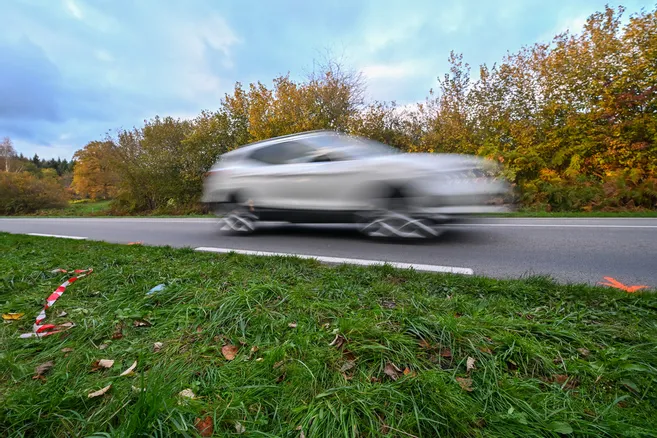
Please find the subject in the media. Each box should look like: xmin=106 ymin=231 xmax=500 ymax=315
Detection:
xmin=358 ymin=190 xmax=440 ymax=240
xmin=214 ymin=199 xmax=257 ymax=235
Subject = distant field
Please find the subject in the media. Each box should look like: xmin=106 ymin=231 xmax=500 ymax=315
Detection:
xmin=1 ymin=233 xmax=655 ymax=437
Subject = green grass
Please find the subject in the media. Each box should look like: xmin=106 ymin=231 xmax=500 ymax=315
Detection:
xmin=1 ymin=234 xmax=656 ymax=437
xmin=12 ymin=199 xmax=656 ymax=218
xmin=30 ymin=200 xmax=114 ymax=217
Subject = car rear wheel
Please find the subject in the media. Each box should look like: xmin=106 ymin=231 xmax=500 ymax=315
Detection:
xmin=358 ymin=193 xmax=441 ymax=240
xmin=214 ymin=201 xmax=257 ymax=235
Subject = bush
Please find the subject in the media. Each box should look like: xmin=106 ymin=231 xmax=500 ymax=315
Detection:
xmin=0 ymin=172 xmax=68 ymax=215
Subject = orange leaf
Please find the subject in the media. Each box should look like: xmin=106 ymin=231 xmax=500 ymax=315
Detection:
xmin=221 ymin=344 xmax=239 ymax=361
xmin=195 ymin=416 xmax=214 ymax=437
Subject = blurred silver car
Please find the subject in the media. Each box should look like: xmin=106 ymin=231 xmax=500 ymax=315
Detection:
xmin=202 ymin=130 xmax=512 ymax=238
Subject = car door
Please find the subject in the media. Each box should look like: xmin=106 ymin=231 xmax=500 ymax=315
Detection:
xmin=241 ymin=140 xmax=317 ymax=209
xmin=285 ymin=149 xmax=365 ymax=211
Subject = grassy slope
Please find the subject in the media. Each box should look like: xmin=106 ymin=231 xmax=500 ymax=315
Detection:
xmin=1 ymin=234 xmax=656 ymax=437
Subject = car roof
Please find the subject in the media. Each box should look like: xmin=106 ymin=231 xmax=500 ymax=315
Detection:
xmin=222 ymin=130 xmax=340 ymax=159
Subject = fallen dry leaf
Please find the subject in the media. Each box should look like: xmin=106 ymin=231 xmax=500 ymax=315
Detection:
xmin=384 ymin=363 xmax=402 ymax=381
xmin=2 ymin=313 xmax=25 ymax=320
xmin=440 ymin=348 xmax=453 ymax=359
xmin=288 ymin=322 xmax=298 ymax=328
xmin=478 ymin=347 xmax=493 ymax=354
xmin=250 ymin=346 xmax=259 ymax=353
xmin=329 ymin=334 xmax=347 ymax=349
xmin=577 ymin=348 xmax=590 ymax=357
xmin=133 ymin=319 xmax=151 ymax=327
xmin=57 ymin=322 xmax=75 ymax=329
xmin=57 ymin=311 xmax=68 ymax=318
xmin=235 ymin=421 xmax=246 ymax=434
xmin=99 ymin=359 xmax=114 ymax=368
xmin=221 ymin=344 xmax=239 ymax=361
xmin=403 ymin=367 xmax=417 ymax=377
xmin=88 ymin=384 xmax=112 ymax=398
xmin=340 ymin=360 xmax=356 ymax=373
xmin=381 ymin=300 xmax=396 ymax=309
xmin=418 ymin=339 xmax=432 ymax=349
xmin=255 ymin=357 xmax=264 ymax=362
xmin=34 ymin=361 xmax=54 ymax=378
xmin=120 ymin=360 xmax=137 ymax=376
xmin=112 ymin=323 xmax=123 ymax=339
xmin=99 ymin=343 xmax=108 ymax=350
xmin=456 ymin=377 xmax=474 ymax=392
xmin=322 ymin=322 xmax=330 ymax=329
xmin=195 ymin=416 xmax=214 ymax=437
xmin=466 ymin=357 xmax=476 ymax=372
xmin=276 ymin=373 xmax=286 ymax=383
xmin=91 ymin=359 xmax=114 ymax=372
xmin=178 ymin=388 xmax=195 ymax=399
xmin=61 ymin=347 xmax=74 ymax=353
xmin=153 ymin=342 xmax=163 ymax=352
xmin=273 ymin=360 xmax=285 ymax=369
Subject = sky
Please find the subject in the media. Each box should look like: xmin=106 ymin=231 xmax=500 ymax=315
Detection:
xmin=0 ymin=0 xmax=650 ymax=160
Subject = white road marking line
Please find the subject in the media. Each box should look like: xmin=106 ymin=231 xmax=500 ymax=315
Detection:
xmin=453 ymin=223 xmax=657 ymax=229
xmin=194 ymin=247 xmax=474 ymax=275
xmin=27 ymin=233 xmax=87 ymax=240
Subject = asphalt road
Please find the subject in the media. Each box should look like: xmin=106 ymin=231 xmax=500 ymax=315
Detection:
xmin=1 ymin=217 xmax=656 ymax=288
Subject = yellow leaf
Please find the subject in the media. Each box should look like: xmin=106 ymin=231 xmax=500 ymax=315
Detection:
xmin=2 ymin=313 xmax=24 ymax=320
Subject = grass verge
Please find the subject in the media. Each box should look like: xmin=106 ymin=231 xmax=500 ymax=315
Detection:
xmin=1 ymin=233 xmax=656 ymax=437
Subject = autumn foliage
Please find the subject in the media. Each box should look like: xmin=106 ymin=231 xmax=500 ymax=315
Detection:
xmin=0 ymin=172 xmax=68 ymax=214
xmin=70 ymin=5 xmax=656 ymax=213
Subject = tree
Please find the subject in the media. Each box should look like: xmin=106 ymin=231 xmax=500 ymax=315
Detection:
xmin=1 ymin=137 xmax=16 ymax=172
xmin=71 ymin=141 xmax=120 ymax=200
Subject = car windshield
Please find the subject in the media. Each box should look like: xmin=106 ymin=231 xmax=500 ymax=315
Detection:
xmin=311 ymin=133 xmax=399 ymax=158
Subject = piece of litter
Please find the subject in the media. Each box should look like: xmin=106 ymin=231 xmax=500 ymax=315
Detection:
xmin=179 ymin=388 xmax=195 ymax=399
xmin=120 ymin=361 xmax=137 ymax=376
xmin=147 ymin=284 xmax=166 ymax=295
xmin=2 ymin=313 xmax=25 ymax=321
xmin=88 ymin=384 xmax=112 ymax=398
xmin=20 ymin=269 xmax=92 ymax=338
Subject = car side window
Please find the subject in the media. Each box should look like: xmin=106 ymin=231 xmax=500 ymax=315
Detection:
xmin=249 ymin=141 xmax=314 ymax=165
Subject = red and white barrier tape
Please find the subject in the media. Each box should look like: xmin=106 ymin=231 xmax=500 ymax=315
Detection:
xmin=20 ymin=269 xmax=93 ymax=339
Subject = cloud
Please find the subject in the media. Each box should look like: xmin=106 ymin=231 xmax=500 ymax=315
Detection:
xmin=0 ymin=38 xmax=63 ymax=122
xmin=63 ymin=0 xmax=83 ymax=20
xmin=361 ymin=61 xmax=425 ymax=80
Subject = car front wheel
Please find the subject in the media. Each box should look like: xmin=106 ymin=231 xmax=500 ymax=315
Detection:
xmin=358 ymin=195 xmax=441 ymax=240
